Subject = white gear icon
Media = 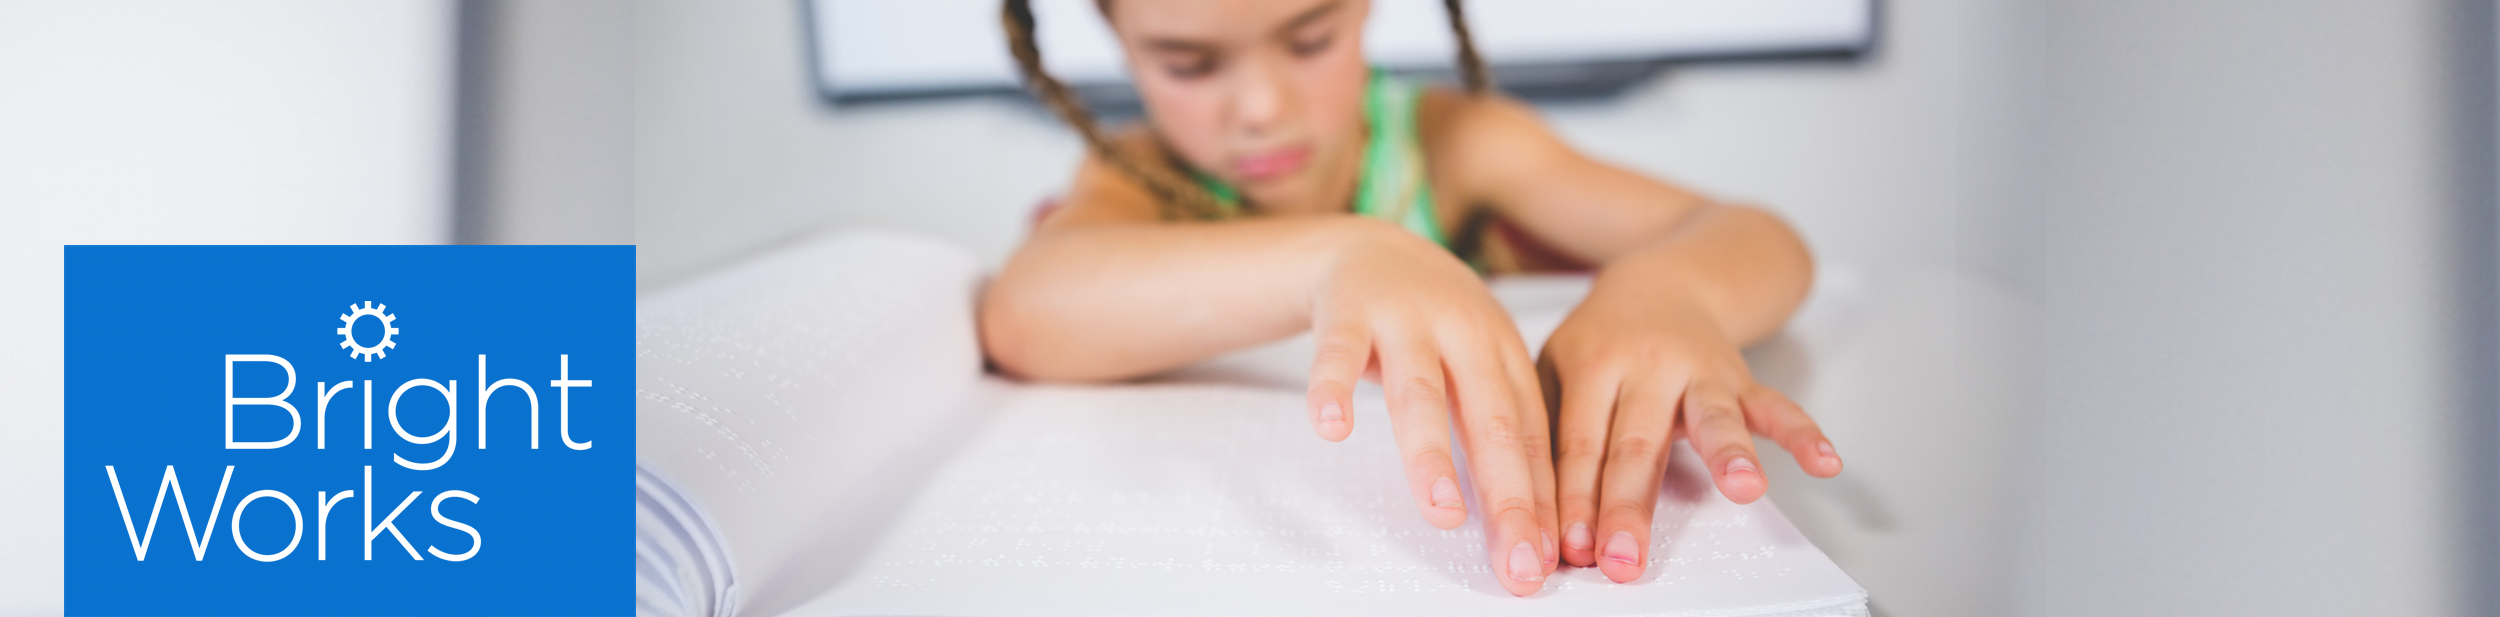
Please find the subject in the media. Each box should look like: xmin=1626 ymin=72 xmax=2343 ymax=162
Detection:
xmin=337 ymin=301 xmax=399 ymax=362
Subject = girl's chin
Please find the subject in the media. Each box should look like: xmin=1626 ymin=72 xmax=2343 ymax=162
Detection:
xmin=1233 ymin=177 xmax=1334 ymax=210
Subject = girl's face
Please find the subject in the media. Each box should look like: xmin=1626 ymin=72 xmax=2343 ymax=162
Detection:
xmin=1104 ymin=0 xmax=1372 ymax=210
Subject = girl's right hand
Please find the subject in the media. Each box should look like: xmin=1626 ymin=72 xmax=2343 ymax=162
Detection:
xmin=1301 ymin=218 xmax=1561 ymax=596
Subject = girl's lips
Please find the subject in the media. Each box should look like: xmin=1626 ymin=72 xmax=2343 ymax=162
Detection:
xmin=1232 ymin=146 xmax=1311 ymax=181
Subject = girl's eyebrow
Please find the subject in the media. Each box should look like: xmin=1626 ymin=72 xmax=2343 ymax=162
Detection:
xmin=1138 ymin=0 xmax=1345 ymax=52
xmin=1276 ymin=0 xmax=1346 ymax=34
xmin=1141 ymin=38 xmax=1216 ymax=55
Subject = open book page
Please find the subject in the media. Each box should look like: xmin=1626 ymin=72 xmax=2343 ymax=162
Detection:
xmin=788 ymin=383 xmax=1866 ymax=616
xmin=634 ymin=231 xmax=996 ymax=617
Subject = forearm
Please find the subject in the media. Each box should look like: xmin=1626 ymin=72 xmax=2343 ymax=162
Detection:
xmin=981 ymin=214 xmax=1402 ymax=381
xmin=1584 ymin=205 xmax=1814 ymax=346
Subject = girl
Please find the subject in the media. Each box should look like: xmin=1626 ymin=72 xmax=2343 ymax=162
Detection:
xmin=980 ymin=0 xmax=1845 ymax=596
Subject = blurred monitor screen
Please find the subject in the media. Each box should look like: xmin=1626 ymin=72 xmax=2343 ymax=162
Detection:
xmin=808 ymin=0 xmax=1878 ymax=102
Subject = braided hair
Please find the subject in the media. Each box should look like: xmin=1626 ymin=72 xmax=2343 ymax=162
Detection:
xmin=1001 ymin=0 xmax=1492 ymax=220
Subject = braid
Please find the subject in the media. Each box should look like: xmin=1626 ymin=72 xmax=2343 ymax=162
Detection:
xmin=1002 ymin=0 xmax=1229 ymax=221
xmin=1442 ymin=0 xmax=1491 ymax=95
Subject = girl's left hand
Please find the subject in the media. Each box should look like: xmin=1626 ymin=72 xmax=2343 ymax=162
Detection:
xmin=1537 ymin=280 xmax=1844 ymax=583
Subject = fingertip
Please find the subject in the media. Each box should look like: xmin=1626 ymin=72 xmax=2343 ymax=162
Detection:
xmin=1598 ymin=530 xmax=1644 ymax=583
xmin=1812 ymin=456 xmax=1844 ymax=478
xmin=1485 ymin=504 xmax=1550 ymax=593
xmin=1315 ymin=420 xmax=1351 ymax=442
xmin=1317 ymin=419 xmax=1351 ymax=443
xmin=1420 ymin=476 xmax=1467 ymax=529
xmin=1431 ymin=476 xmax=1464 ymax=508
xmin=1309 ymin=398 xmax=1354 ymax=441
xmin=1718 ymin=456 xmax=1767 ymax=504
xmin=1791 ymin=441 xmax=1844 ymax=478
xmin=1497 ymin=540 xmax=1548 ymax=596
xmin=1505 ymin=540 xmax=1545 ymax=584
xmin=1562 ymin=521 xmax=1595 ymax=567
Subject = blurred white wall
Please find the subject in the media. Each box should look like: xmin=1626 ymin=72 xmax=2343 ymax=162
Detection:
xmin=0 ymin=1 xmax=457 ymax=611
xmin=635 ymin=0 xmax=1082 ymax=289
xmin=1537 ymin=1 xmax=2044 ymax=297
xmin=2031 ymin=0 xmax=2488 ymax=614
xmin=459 ymin=0 xmax=637 ymax=245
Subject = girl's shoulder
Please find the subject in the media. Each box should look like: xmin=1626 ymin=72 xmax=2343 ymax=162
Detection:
xmin=1414 ymin=86 xmax=1576 ymax=205
xmin=1041 ymin=122 xmax=1181 ymax=227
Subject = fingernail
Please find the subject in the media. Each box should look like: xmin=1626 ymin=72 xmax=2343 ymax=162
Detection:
xmin=1319 ymin=400 xmax=1344 ymax=422
xmin=1508 ymin=541 xmax=1543 ymax=581
xmin=1542 ymin=531 xmax=1557 ymax=566
xmin=1818 ymin=441 xmax=1838 ymax=459
xmin=1431 ymin=477 xmax=1464 ymax=510
xmin=1725 ymin=456 xmax=1759 ymax=477
xmin=1603 ymin=531 xmax=1640 ymax=566
xmin=1565 ymin=522 xmax=1593 ymax=551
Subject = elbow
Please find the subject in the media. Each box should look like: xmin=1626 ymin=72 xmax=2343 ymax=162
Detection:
xmin=977 ymin=284 xmax=1049 ymax=380
xmin=1726 ymin=203 xmax=1816 ymax=302
xmin=1772 ymin=209 xmax=1816 ymax=305
xmin=976 ymin=281 xmax=1125 ymax=384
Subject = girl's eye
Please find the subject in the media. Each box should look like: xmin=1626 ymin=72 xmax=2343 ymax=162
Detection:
xmin=1163 ymin=56 xmax=1218 ymax=80
xmin=1289 ymin=31 xmax=1335 ymax=57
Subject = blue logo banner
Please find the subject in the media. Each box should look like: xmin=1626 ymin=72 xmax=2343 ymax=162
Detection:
xmin=66 ymin=246 xmax=634 ymax=615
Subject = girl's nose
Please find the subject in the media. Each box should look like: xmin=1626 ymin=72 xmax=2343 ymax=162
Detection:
xmin=1232 ymin=57 xmax=1292 ymax=137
